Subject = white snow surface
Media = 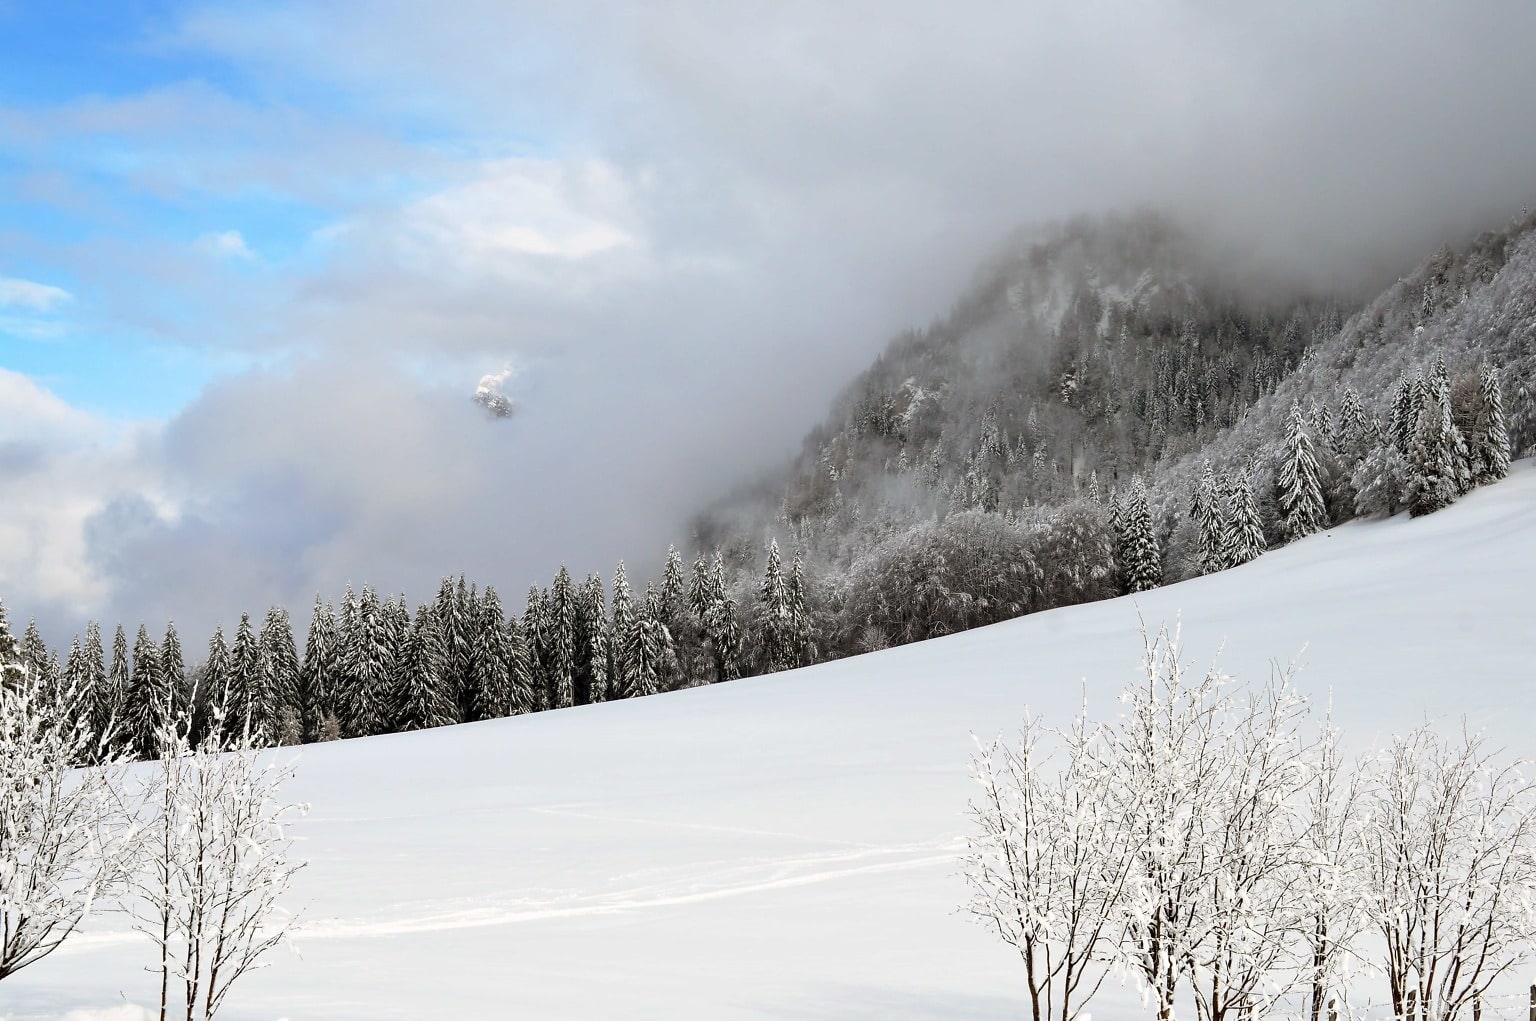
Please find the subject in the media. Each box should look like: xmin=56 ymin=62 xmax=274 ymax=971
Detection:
xmin=8 ymin=465 xmax=1536 ymax=1020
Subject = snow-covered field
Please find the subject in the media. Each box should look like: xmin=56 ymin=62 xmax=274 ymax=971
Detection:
xmin=8 ymin=465 xmax=1536 ymax=1020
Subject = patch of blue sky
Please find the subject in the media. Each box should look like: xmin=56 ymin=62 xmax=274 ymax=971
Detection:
xmin=0 ymin=324 xmax=275 ymax=421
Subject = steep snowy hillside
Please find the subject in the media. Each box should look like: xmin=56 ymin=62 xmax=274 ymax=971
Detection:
xmin=8 ymin=465 xmax=1536 ymax=1020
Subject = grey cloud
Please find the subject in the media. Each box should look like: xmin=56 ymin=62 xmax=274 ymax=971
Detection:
xmin=23 ymin=0 xmax=1536 ymax=643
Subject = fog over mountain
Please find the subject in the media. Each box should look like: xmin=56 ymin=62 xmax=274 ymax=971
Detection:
xmin=5 ymin=0 xmax=1536 ymax=644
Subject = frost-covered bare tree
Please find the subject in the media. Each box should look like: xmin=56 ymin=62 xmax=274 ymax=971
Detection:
xmin=1095 ymin=624 xmax=1316 ymax=1021
xmin=1360 ymin=725 xmax=1536 ymax=1021
xmin=0 ymin=604 xmax=136 ymax=980
xmin=134 ymin=695 xmax=306 ymax=1021
xmin=1294 ymin=713 xmax=1370 ymax=1021
xmin=963 ymin=707 xmax=1137 ymax=1021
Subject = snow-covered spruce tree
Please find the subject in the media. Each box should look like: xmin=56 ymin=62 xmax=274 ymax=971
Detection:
xmin=161 ymin=620 xmax=187 ymax=735
xmin=787 ymin=549 xmax=816 ymax=668
xmin=125 ymin=623 xmax=168 ymax=760
xmin=81 ymin=621 xmax=109 ymax=751
xmin=1194 ymin=463 xmax=1228 ymax=575
xmin=754 ymin=540 xmax=796 ymax=673
xmin=260 ymin=607 xmax=302 ymax=745
xmin=299 ymin=597 xmax=340 ymax=742
xmin=659 ymin=546 xmax=702 ymax=688
xmin=1220 ymin=471 xmax=1266 ymax=568
xmin=134 ymin=703 xmax=305 ymax=1021
xmin=1360 ymin=725 xmax=1536 ymax=1021
xmin=625 ymin=586 xmax=677 ymax=699
xmin=103 ymin=623 xmax=131 ymax=754
xmin=544 ymin=566 xmax=577 ymax=710
xmin=698 ymin=552 xmax=742 ymax=684
xmin=198 ymin=626 xmax=231 ymax=750
xmin=0 ymin=610 xmax=136 ymax=980
xmin=1469 ymin=364 xmax=1511 ymax=485
xmin=1390 ymin=373 xmax=1423 ymax=456
xmin=575 ymin=574 xmax=609 ymax=705
xmin=1278 ymin=403 xmax=1328 ymax=540
xmin=226 ymin=613 xmax=263 ymax=743
xmin=470 ymin=587 xmax=515 ymax=720
xmin=1351 ymin=436 xmax=1411 ymax=518
xmin=1117 ymin=481 xmax=1161 ymax=594
xmin=1334 ymin=386 xmax=1375 ymax=467
xmin=1405 ymin=389 xmax=1461 ymax=517
xmin=504 ymin=610 xmax=538 ymax=716
xmin=340 ymin=586 xmax=392 ymax=738
xmin=522 ymin=585 xmax=547 ymax=712
xmin=393 ymin=603 xmax=455 ymax=732
xmin=443 ymin=576 xmax=479 ymax=722
xmin=963 ymin=709 xmax=1136 ymax=1021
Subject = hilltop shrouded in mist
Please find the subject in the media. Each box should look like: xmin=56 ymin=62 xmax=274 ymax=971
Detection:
xmin=2 ymin=1 xmax=1536 ymax=644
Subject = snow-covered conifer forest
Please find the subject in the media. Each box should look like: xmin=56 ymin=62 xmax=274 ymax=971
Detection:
xmin=4 ymin=203 xmax=1536 ymax=1017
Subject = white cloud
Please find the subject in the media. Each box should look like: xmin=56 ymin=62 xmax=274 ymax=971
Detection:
xmin=391 ymin=158 xmax=639 ymax=271
xmin=0 ymin=369 xmax=158 ymax=615
xmin=195 ymin=229 xmax=256 ymax=260
xmin=0 ymin=276 xmax=72 ymax=312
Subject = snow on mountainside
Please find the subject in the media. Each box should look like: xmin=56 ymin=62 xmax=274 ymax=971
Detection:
xmin=9 ymin=464 xmax=1536 ymax=1020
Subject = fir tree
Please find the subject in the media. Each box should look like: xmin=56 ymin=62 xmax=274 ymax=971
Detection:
xmin=755 ymin=540 xmax=795 ymax=674
xmin=341 ymin=586 xmax=392 ymax=738
xmin=0 ymin=601 xmax=21 ymax=691
xmin=1118 ymin=480 xmax=1161 ymax=594
xmin=1405 ymin=389 xmax=1460 ymax=517
xmin=470 ymin=588 xmax=513 ymax=720
xmin=126 ymin=623 xmax=167 ymax=759
xmin=395 ymin=604 xmax=455 ymax=731
xmin=703 ymin=552 xmax=742 ymax=683
xmin=227 ymin=613 xmax=264 ymax=742
xmin=623 ymin=586 xmax=675 ymax=698
xmin=1471 ymin=364 xmax=1511 ymax=484
xmin=1221 ymin=472 xmax=1266 ymax=568
xmin=1278 ymin=403 xmax=1327 ymax=540
xmin=20 ymin=619 xmax=52 ymax=702
xmin=505 ymin=611 xmax=538 ymax=716
xmin=97 ymin=623 xmax=131 ymax=753
xmin=1390 ymin=374 xmax=1420 ymax=455
xmin=608 ymin=563 xmax=636 ymax=699
xmin=575 ymin=574 xmax=609 ymax=705
xmin=787 ymin=549 xmax=815 ymax=668
xmin=523 ymin=585 xmax=547 ymax=712
xmin=80 ymin=621 xmax=106 ymax=741
xmin=1335 ymin=386 xmax=1375 ymax=466
xmin=200 ymin=625 xmax=231 ymax=747
xmin=160 ymin=620 xmax=186 ymax=730
xmin=300 ymin=597 xmax=340 ymax=742
xmin=1193 ymin=463 xmax=1227 ymax=575
xmin=544 ymin=567 xmax=577 ymax=709
xmin=260 ymin=607 xmax=302 ymax=744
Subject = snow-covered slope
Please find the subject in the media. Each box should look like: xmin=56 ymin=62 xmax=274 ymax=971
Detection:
xmin=11 ymin=466 xmax=1536 ymax=1020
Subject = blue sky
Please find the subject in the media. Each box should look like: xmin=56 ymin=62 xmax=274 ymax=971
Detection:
xmin=0 ymin=0 xmax=502 ymax=419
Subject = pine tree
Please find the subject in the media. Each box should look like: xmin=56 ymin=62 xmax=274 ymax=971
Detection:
xmin=624 ymin=586 xmax=675 ymax=698
xmin=1335 ymin=386 xmax=1375 ymax=466
xmin=259 ymin=607 xmax=302 ymax=744
xmin=20 ymin=619 xmax=52 ymax=704
xmin=1118 ymin=480 xmax=1161 ymax=594
xmin=1193 ymin=463 xmax=1227 ymax=575
xmin=545 ymin=567 xmax=577 ymax=709
xmin=523 ymin=585 xmax=547 ymax=712
xmin=394 ymin=604 xmax=455 ymax=731
xmin=341 ymin=586 xmax=392 ymax=738
xmin=787 ymin=549 xmax=814 ymax=667
xmin=505 ymin=611 xmax=538 ymax=716
xmin=1405 ymin=389 xmax=1460 ymax=517
xmin=227 ymin=613 xmax=263 ymax=741
xmin=608 ymin=563 xmax=636 ymax=699
xmin=1278 ymin=403 xmax=1327 ymax=540
xmin=755 ymin=540 xmax=795 ymax=674
xmin=441 ymin=576 xmax=478 ymax=721
xmin=160 ymin=620 xmax=186 ymax=731
xmin=78 ymin=622 xmax=107 ymax=748
xmin=125 ymin=623 xmax=167 ymax=759
xmin=470 ymin=588 xmax=513 ymax=720
xmin=575 ymin=574 xmax=609 ymax=705
xmin=200 ymin=625 xmax=231 ymax=747
xmin=0 ymin=601 xmax=22 ymax=691
xmin=300 ymin=597 xmax=339 ymax=742
xmin=703 ymin=552 xmax=742 ymax=683
xmin=1471 ymin=364 xmax=1511 ymax=484
xmin=1390 ymin=374 xmax=1420 ymax=455
xmin=1221 ymin=472 xmax=1266 ymax=568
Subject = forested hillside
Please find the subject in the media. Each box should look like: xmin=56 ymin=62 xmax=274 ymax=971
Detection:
xmin=4 ymin=210 xmax=1533 ymax=757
